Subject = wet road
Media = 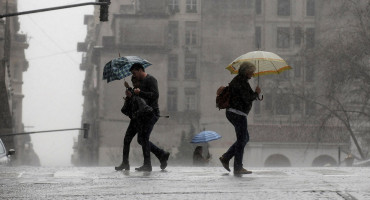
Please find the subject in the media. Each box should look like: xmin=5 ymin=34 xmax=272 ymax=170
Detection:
xmin=1 ymin=166 xmax=369 ymax=199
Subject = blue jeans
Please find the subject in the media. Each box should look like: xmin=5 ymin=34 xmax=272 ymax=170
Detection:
xmin=222 ymin=111 xmax=249 ymax=170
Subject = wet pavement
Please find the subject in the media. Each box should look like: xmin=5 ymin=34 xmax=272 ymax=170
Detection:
xmin=0 ymin=166 xmax=369 ymax=199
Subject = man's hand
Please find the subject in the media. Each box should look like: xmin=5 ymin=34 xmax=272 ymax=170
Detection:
xmin=125 ymin=89 xmax=132 ymax=97
xmin=124 ymin=81 xmax=130 ymax=88
xmin=255 ymin=86 xmax=261 ymax=94
xmin=134 ymin=88 xmax=140 ymax=95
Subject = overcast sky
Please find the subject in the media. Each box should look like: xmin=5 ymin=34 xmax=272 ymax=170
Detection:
xmin=18 ymin=0 xmax=93 ymax=166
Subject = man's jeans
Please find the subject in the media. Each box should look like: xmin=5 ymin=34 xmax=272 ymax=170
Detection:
xmin=122 ymin=116 xmax=164 ymax=165
xmin=137 ymin=112 xmax=164 ymax=166
xmin=222 ymin=111 xmax=250 ymax=170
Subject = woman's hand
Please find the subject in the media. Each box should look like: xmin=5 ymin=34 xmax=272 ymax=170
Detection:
xmin=255 ymin=86 xmax=261 ymax=94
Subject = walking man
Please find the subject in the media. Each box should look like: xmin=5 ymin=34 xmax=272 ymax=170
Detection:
xmin=127 ymin=63 xmax=170 ymax=172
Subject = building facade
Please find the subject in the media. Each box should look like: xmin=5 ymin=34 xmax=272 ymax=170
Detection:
xmin=73 ymin=0 xmax=349 ymax=167
xmin=0 ymin=0 xmax=40 ymax=166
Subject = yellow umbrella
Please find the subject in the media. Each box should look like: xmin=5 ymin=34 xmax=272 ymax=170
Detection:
xmin=226 ymin=51 xmax=292 ymax=77
xmin=226 ymin=51 xmax=292 ymax=100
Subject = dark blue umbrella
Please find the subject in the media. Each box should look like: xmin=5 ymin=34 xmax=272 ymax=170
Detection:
xmin=191 ymin=131 xmax=221 ymax=143
xmin=103 ymin=56 xmax=152 ymax=83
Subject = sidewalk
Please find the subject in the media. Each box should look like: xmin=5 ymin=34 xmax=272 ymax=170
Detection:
xmin=0 ymin=166 xmax=369 ymax=199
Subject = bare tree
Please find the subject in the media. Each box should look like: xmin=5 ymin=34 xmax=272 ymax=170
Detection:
xmin=295 ymin=0 xmax=370 ymax=160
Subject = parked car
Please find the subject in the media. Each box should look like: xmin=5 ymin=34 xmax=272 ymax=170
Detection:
xmin=0 ymin=138 xmax=15 ymax=166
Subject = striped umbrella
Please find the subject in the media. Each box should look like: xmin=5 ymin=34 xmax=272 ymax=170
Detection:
xmin=191 ymin=131 xmax=221 ymax=143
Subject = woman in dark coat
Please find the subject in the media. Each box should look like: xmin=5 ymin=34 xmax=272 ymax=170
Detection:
xmin=219 ymin=61 xmax=261 ymax=175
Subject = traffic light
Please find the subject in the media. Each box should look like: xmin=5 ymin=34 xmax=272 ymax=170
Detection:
xmin=83 ymin=123 xmax=90 ymax=139
xmin=99 ymin=0 xmax=110 ymax=22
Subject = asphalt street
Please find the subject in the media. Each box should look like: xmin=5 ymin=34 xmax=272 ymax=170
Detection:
xmin=0 ymin=166 xmax=369 ymax=199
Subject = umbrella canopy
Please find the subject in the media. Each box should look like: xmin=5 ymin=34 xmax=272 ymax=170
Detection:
xmin=191 ymin=131 xmax=221 ymax=143
xmin=103 ymin=56 xmax=152 ymax=83
xmin=225 ymin=51 xmax=292 ymax=77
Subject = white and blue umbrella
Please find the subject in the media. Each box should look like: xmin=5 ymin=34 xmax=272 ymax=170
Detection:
xmin=191 ymin=131 xmax=221 ymax=143
xmin=103 ymin=56 xmax=152 ymax=83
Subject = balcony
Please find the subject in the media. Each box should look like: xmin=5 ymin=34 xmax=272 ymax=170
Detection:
xmin=12 ymin=34 xmax=28 ymax=49
xmin=14 ymin=34 xmax=26 ymax=43
xmin=79 ymin=55 xmax=90 ymax=71
xmin=138 ymin=0 xmax=169 ymax=16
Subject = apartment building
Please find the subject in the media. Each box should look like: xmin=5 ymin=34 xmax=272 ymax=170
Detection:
xmin=0 ymin=0 xmax=39 ymax=165
xmin=73 ymin=0 xmax=349 ymax=167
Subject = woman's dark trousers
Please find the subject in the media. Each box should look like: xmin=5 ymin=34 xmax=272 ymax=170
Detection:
xmin=222 ymin=111 xmax=249 ymax=170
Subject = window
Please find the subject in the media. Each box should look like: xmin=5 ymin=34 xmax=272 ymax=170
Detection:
xmin=277 ymin=0 xmax=290 ymax=16
xmin=186 ymin=0 xmax=197 ymax=13
xmin=167 ymin=54 xmax=178 ymax=79
xmin=255 ymin=0 xmax=262 ymax=14
xmin=168 ymin=0 xmax=180 ymax=13
xmin=306 ymin=28 xmax=315 ymax=49
xmin=277 ymin=27 xmax=290 ymax=48
xmin=167 ymin=88 xmax=177 ymax=111
xmin=294 ymin=98 xmax=301 ymax=113
xmin=120 ymin=4 xmax=134 ymax=14
xmin=294 ymin=27 xmax=302 ymax=46
xmin=255 ymin=26 xmax=262 ymax=48
xmin=247 ymin=0 xmax=252 ymax=7
xmin=168 ymin=21 xmax=178 ymax=46
xmin=294 ymin=62 xmax=301 ymax=78
xmin=276 ymin=94 xmax=290 ymax=115
xmin=13 ymin=64 xmax=20 ymax=80
xmin=185 ymin=88 xmax=197 ymax=111
xmin=305 ymin=100 xmax=316 ymax=115
xmin=306 ymin=0 xmax=315 ymax=16
xmin=184 ymin=54 xmax=197 ymax=80
xmin=305 ymin=65 xmax=314 ymax=82
xmin=185 ymin=21 xmax=197 ymax=46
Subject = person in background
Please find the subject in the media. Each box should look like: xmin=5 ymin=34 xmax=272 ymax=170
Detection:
xmin=193 ymin=146 xmax=210 ymax=166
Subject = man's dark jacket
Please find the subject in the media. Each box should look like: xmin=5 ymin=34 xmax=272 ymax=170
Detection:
xmin=229 ymin=74 xmax=258 ymax=115
xmin=138 ymin=74 xmax=160 ymax=116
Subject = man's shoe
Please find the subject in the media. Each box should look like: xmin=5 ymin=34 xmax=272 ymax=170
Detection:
xmin=234 ymin=168 xmax=252 ymax=175
xmin=160 ymin=152 xmax=170 ymax=170
xmin=135 ymin=165 xmax=152 ymax=172
xmin=219 ymin=156 xmax=230 ymax=172
xmin=115 ymin=162 xmax=130 ymax=171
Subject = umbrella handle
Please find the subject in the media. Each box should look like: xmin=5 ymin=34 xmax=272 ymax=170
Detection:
xmin=258 ymin=94 xmax=263 ymax=101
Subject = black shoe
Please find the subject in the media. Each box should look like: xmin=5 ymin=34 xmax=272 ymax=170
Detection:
xmin=135 ymin=165 xmax=152 ymax=172
xmin=160 ymin=152 xmax=170 ymax=170
xmin=234 ymin=168 xmax=252 ymax=175
xmin=219 ymin=156 xmax=230 ymax=172
xmin=115 ymin=162 xmax=130 ymax=171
